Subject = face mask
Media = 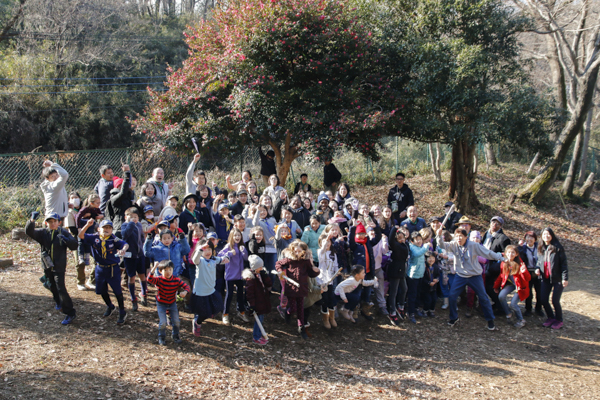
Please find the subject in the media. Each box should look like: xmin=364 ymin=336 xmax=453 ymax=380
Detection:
xmin=70 ymin=198 xmax=81 ymax=208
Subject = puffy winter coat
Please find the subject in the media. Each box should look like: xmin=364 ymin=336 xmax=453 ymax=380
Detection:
xmin=243 ymin=269 xmax=272 ymax=315
xmin=275 ymin=258 xmax=319 ymax=297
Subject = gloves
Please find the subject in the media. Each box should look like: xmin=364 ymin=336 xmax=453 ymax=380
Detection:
xmin=31 ymin=211 xmax=40 ymax=221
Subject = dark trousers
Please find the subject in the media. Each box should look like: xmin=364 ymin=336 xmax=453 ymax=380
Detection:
xmin=485 ymin=261 xmax=502 ymax=313
xmin=224 ymin=279 xmax=246 ymax=315
xmin=387 ymin=277 xmax=407 ymax=313
xmin=541 ymin=279 xmax=564 ymax=322
xmin=46 ymin=264 xmax=75 ymax=317
xmin=406 ymin=276 xmax=422 ymax=314
xmin=526 ymin=273 xmax=542 ymax=312
xmin=421 ymin=288 xmax=437 ymax=312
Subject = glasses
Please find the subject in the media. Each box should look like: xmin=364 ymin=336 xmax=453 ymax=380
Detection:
xmin=395 ymin=178 xmax=404 ymax=181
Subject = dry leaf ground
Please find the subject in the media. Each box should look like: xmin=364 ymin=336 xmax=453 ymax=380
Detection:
xmin=1 ymin=164 xmax=599 ymax=399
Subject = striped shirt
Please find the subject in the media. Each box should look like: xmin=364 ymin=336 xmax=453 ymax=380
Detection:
xmin=146 ymin=275 xmax=190 ymax=305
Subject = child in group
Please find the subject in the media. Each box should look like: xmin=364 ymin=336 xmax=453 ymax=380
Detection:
xmin=274 ymin=223 xmax=295 ymax=260
xmin=387 ymin=226 xmax=409 ymax=324
xmin=275 ymin=240 xmax=320 ymax=339
xmin=179 ymin=193 xmax=202 ymax=234
xmin=380 ymin=206 xmax=397 ymax=237
xmin=252 ymin=204 xmax=278 ymax=280
xmin=313 ymin=193 xmax=334 ymax=225
xmin=190 ymin=239 xmax=230 ymax=336
xmin=369 ymin=226 xmax=389 ymax=316
xmin=213 ymin=194 xmax=233 ymax=249
xmin=494 ymin=245 xmax=531 ymax=328
xmin=234 ymin=215 xmax=251 ymax=243
xmin=143 ymin=227 xmax=191 ymax=278
xmin=243 ymin=255 xmax=272 ymax=345
xmin=348 ymin=220 xmax=381 ymax=320
xmin=279 ymin=206 xmax=303 ymax=238
xmin=303 ymin=197 xmax=314 ymax=213
xmin=195 ymin=185 xmax=214 ymax=230
xmin=75 ymin=193 xmax=104 ymax=287
xmin=422 ymin=251 xmax=440 ymax=317
xmin=536 ymin=227 xmax=569 ymax=330
xmin=147 ymin=260 xmax=190 ymax=345
xmin=263 ymin=174 xmax=284 ymax=205
xmin=406 ymin=231 xmax=430 ymax=324
xmin=218 ymin=229 xmax=250 ymax=325
xmin=121 ymin=207 xmax=148 ymax=310
xmin=294 ymin=173 xmax=312 ymax=194
xmin=437 ymin=230 xmax=455 ymax=311
xmin=335 ymin=265 xmax=379 ymax=323
xmin=159 ymin=195 xmax=179 ymax=221
xmin=465 ymin=230 xmax=487 ymax=317
xmin=183 ymin=222 xmax=205 ymax=311
xmin=518 ymin=231 xmax=543 ymax=317
xmin=301 ymin=215 xmax=324 ymax=267
xmin=303 ymin=276 xmax=323 ymax=336
xmin=79 ymin=219 xmax=129 ymax=324
xmin=317 ymin=229 xmax=340 ymax=329
xmin=141 ymin=205 xmax=157 ymax=237
xmin=64 ymin=192 xmax=81 ymax=270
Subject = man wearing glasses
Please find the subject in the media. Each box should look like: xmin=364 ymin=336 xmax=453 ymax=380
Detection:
xmin=387 ymin=173 xmax=414 ymax=223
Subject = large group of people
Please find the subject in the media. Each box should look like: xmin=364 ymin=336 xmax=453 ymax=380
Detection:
xmin=27 ymin=151 xmax=569 ymax=346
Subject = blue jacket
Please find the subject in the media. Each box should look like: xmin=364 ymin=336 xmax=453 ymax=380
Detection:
xmin=121 ymin=221 xmax=144 ymax=258
xmin=401 ymin=217 xmax=427 ymax=236
xmin=407 ymin=243 xmax=429 ymax=279
xmin=83 ymin=233 xmax=126 ymax=266
xmin=94 ymin=178 xmax=114 ymax=214
xmin=301 ymin=225 xmax=325 ymax=263
xmin=192 ymin=254 xmax=225 ymax=296
xmin=143 ymin=236 xmax=191 ymax=277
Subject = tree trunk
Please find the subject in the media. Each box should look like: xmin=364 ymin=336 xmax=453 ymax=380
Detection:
xmin=562 ymin=127 xmax=584 ymax=196
xmin=428 ymin=143 xmax=442 ymax=183
xmin=518 ymin=59 xmax=600 ymax=204
xmin=577 ymin=108 xmax=594 ymax=186
xmin=484 ymin=143 xmax=498 ymax=167
xmin=448 ymin=140 xmax=479 ymax=213
xmin=546 ymin=32 xmax=567 ymax=143
xmin=526 ymin=152 xmax=540 ymax=175
xmin=268 ymin=133 xmax=299 ymax=187
xmin=581 ymin=172 xmax=596 ymax=201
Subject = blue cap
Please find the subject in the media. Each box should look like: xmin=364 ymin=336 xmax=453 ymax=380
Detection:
xmin=157 ymin=220 xmax=169 ymax=227
xmin=44 ymin=212 xmax=60 ymax=221
xmin=164 ymin=214 xmax=178 ymax=222
xmin=143 ymin=205 xmax=154 ymax=213
xmin=99 ymin=220 xmax=113 ymax=228
xmin=207 ymin=232 xmax=218 ymax=240
xmin=317 ymin=193 xmax=330 ymax=204
xmin=218 ymin=203 xmax=229 ymax=212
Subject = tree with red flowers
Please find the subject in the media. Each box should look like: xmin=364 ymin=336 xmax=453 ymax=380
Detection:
xmin=131 ymin=0 xmax=403 ymax=184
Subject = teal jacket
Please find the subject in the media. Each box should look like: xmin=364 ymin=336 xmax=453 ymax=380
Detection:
xmin=301 ymin=225 xmax=325 ymax=263
xmin=407 ymin=243 xmax=430 ymax=279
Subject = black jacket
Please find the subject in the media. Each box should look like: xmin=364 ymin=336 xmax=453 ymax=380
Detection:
xmin=229 ymin=200 xmax=247 ymax=217
xmin=107 ymin=172 xmax=134 ymax=233
xmin=422 ymin=264 xmax=441 ymax=292
xmin=294 ymin=182 xmax=312 ymax=194
xmin=349 ymin=224 xmax=381 ymax=278
xmin=443 ymin=211 xmax=463 ymax=233
xmin=25 ymin=220 xmax=78 ymax=270
xmin=539 ymin=242 xmax=568 ymax=283
xmin=387 ymin=226 xmax=409 ymax=279
xmin=387 ymin=184 xmax=414 ymax=221
xmin=518 ymin=243 xmax=538 ymax=271
xmin=259 ymin=148 xmax=277 ymax=176
xmin=290 ymin=206 xmax=311 ymax=231
xmin=323 ymin=163 xmax=342 ymax=187
xmin=482 ymin=228 xmax=511 ymax=278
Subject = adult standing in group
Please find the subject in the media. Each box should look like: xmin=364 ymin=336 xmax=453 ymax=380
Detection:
xmin=482 ymin=216 xmax=511 ymax=314
xmin=387 ymin=173 xmax=414 ymax=224
xmin=400 ymin=206 xmax=426 ymax=236
xmin=259 ymin=147 xmax=277 ymax=188
xmin=441 ymin=201 xmax=462 ymax=233
xmin=323 ymin=158 xmax=342 ymax=193
xmin=147 ymin=167 xmax=173 ymax=208
xmin=94 ymin=165 xmax=114 ymax=215
xmin=106 ymin=165 xmax=135 ymax=235
xmin=40 ymin=159 xmax=70 ymax=220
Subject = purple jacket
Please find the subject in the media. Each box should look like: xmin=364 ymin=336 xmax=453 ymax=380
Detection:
xmin=218 ymin=243 xmax=248 ymax=281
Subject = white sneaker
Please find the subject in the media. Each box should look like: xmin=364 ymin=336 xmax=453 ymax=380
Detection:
xmin=441 ymin=298 xmax=449 ymax=310
xmin=85 ymin=282 xmax=96 ymax=290
xmin=237 ymin=311 xmax=250 ymax=323
xmin=222 ymin=314 xmax=231 ymax=325
xmin=77 ymin=284 xmax=87 ymax=291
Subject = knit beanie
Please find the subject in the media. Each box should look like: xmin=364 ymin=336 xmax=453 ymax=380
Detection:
xmin=249 ymin=255 xmax=264 ymax=271
xmin=356 ymin=222 xmax=366 ymax=235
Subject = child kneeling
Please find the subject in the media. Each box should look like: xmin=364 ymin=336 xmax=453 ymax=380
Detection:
xmin=334 ymin=265 xmax=378 ymax=323
xmin=244 ymin=255 xmax=272 ymax=345
xmin=147 ymin=260 xmax=190 ymax=345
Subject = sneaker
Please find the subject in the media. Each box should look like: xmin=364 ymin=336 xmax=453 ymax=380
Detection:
xmin=85 ymin=281 xmax=96 ymax=290
xmin=77 ymin=284 xmax=87 ymax=291
xmin=441 ymin=298 xmax=449 ymax=310
xmin=238 ymin=311 xmax=250 ymax=323
xmin=487 ymin=320 xmax=499 ymax=331
xmin=117 ymin=311 xmax=127 ymax=325
xmin=173 ymin=335 xmax=182 ymax=344
xmin=448 ymin=318 xmax=460 ymax=327
xmin=222 ymin=314 xmax=231 ymax=325
xmin=409 ymin=314 xmax=417 ymax=324
xmin=379 ymin=307 xmax=389 ymax=316
xmin=253 ymin=337 xmax=268 ymax=345
xmin=523 ymin=309 xmax=533 ymax=317
xmin=192 ymin=319 xmax=202 ymax=337
xmin=543 ymin=318 xmax=556 ymax=327
xmin=465 ymin=307 xmax=473 ymax=318
xmin=428 ymin=310 xmax=435 ymax=318
xmin=397 ymin=309 xmax=406 ymax=321
xmin=298 ymin=326 xmax=308 ymax=340
xmin=277 ymin=305 xmax=286 ymax=320
xmin=304 ymin=321 xmax=311 ymax=328
xmin=551 ymin=320 xmax=564 ymax=330
xmin=140 ymin=295 xmax=148 ymax=307
xmin=103 ymin=304 xmax=115 ymax=317
xmin=388 ymin=314 xmax=400 ymax=327
xmin=158 ymin=337 xmax=166 ymax=346
xmin=535 ymin=309 xmax=545 ymax=317
xmin=514 ymin=320 xmax=526 ymax=329
xmin=416 ymin=309 xmax=425 ymax=317
xmin=505 ymin=313 xmax=513 ymax=320
xmin=61 ymin=314 xmax=76 ymax=325
xmin=132 ymin=302 xmax=138 ymax=312
xmin=55 ymin=304 xmax=62 ymax=311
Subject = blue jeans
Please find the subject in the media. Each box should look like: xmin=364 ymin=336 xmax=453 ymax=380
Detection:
xmin=449 ymin=275 xmax=494 ymax=322
xmin=440 ymin=273 xmax=456 ymax=298
xmin=541 ymin=279 xmax=564 ymax=322
xmin=252 ymin=314 xmax=265 ymax=341
xmin=498 ymin=285 xmax=523 ymax=321
xmin=340 ymin=288 xmax=361 ymax=311
xmin=157 ymin=301 xmax=180 ymax=339
xmin=406 ymin=276 xmax=422 ymax=314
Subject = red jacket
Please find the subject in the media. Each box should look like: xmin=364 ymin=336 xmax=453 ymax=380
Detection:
xmin=493 ymin=261 xmax=531 ymax=301
xmin=244 ymin=270 xmax=272 ymax=316
xmin=275 ymin=258 xmax=320 ymax=298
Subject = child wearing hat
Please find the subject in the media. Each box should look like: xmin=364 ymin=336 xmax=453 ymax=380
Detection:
xmin=79 ymin=218 xmax=129 ymax=324
xmin=158 ymin=195 xmax=179 ymax=221
xmin=147 ymin=260 xmax=190 ymax=345
xmin=26 ymin=212 xmax=79 ymax=325
xmin=243 ymin=255 xmax=273 ymax=345
xmin=313 ymin=193 xmax=333 ymax=225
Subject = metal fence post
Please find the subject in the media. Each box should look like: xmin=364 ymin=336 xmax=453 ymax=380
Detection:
xmin=395 ymin=136 xmax=399 ymax=173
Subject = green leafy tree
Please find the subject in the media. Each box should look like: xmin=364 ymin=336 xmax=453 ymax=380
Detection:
xmin=132 ymin=0 xmax=403 ymax=184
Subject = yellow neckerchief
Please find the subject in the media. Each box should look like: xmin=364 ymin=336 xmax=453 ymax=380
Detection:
xmin=100 ymin=234 xmax=111 ymax=259
xmin=50 ymin=229 xmax=57 ymax=261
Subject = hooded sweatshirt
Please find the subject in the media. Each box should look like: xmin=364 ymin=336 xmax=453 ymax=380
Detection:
xmin=436 ymin=236 xmax=504 ymax=278
xmin=40 ymin=163 xmax=69 ymax=218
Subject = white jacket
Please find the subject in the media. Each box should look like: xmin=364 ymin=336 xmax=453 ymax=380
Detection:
xmin=40 ymin=163 xmax=69 ymax=218
xmin=334 ymin=276 xmax=378 ymax=301
xmin=317 ymin=249 xmax=339 ymax=286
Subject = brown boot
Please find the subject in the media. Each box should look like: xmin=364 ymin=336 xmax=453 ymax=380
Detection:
xmin=328 ymin=309 xmax=337 ymax=328
xmin=322 ymin=311 xmax=331 ymax=329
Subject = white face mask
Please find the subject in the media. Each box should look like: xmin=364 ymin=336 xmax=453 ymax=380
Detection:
xmin=70 ymin=198 xmax=81 ymax=208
